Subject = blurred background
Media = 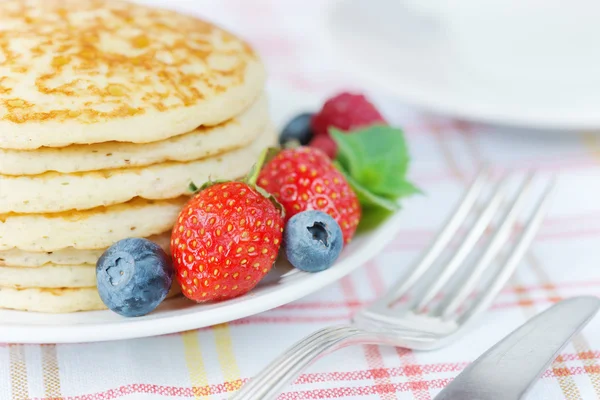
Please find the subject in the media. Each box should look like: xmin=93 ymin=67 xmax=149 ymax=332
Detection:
xmin=141 ymin=0 xmax=600 ymax=214
xmin=152 ymin=0 xmax=600 ymax=131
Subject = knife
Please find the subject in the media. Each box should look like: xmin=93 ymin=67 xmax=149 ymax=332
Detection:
xmin=435 ymin=296 xmax=600 ymax=400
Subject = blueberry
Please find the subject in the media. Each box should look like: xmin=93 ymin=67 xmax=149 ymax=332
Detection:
xmin=284 ymin=210 xmax=343 ymax=272
xmin=279 ymin=113 xmax=315 ymax=146
xmin=96 ymin=238 xmax=173 ymax=317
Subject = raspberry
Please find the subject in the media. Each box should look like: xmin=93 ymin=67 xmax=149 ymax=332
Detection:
xmin=311 ymin=92 xmax=386 ymax=137
xmin=308 ymin=134 xmax=337 ymax=159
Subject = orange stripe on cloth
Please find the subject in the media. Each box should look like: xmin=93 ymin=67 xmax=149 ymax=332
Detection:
xmin=213 ymin=323 xmax=243 ymax=393
xmin=368 ymin=260 xmax=432 ymax=400
xmin=41 ymin=344 xmax=63 ymax=399
xmin=528 ymin=253 xmax=600 ymax=398
xmin=511 ymin=264 xmax=582 ymax=400
xmin=9 ymin=344 xmax=29 ymax=400
xmin=340 ymin=274 xmax=398 ymax=400
xmin=181 ymin=330 xmax=209 ymax=399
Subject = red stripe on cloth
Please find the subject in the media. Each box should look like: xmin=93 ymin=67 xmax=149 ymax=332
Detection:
xmin=363 ymin=345 xmax=398 ymax=400
xmin=293 ymin=352 xmax=600 ymax=385
xmin=279 ymin=301 xmax=364 ymax=310
xmin=542 ymin=212 xmax=600 ymax=225
xmin=389 ymin=226 xmax=600 ymax=251
xmin=285 ymin=365 xmax=600 ymax=399
xmin=413 ymin=158 xmax=600 ymax=184
xmin=230 ymin=296 xmax=600 ymax=325
xmin=396 ymin=348 xmax=433 ymax=400
xmin=365 ymin=260 xmax=432 ymax=399
xmin=278 ymin=380 xmax=451 ymax=400
xmin=294 ymin=362 xmax=468 ymax=384
xmin=231 ymin=314 xmax=353 ymax=325
xmin=538 ymin=228 xmax=600 ymax=241
xmin=274 ymin=281 xmax=600 ymax=317
xmin=339 ymin=274 xmax=398 ymax=399
xmin=28 ymin=355 xmax=600 ymax=400
xmin=278 ymin=279 xmax=600 ymax=311
xmin=361 ymin=262 xmax=399 ymax=400
xmin=496 ymin=157 xmax=598 ymax=172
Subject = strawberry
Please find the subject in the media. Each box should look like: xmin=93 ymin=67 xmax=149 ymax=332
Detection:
xmin=171 ymin=153 xmax=284 ymax=302
xmin=258 ymin=147 xmax=361 ymax=244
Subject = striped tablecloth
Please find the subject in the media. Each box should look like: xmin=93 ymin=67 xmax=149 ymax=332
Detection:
xmin=3 ymin=1 xmax=600 ymax=399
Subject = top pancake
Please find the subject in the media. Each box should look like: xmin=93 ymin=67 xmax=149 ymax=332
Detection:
xmin=0 ymin=0 xmax=266 ymax=149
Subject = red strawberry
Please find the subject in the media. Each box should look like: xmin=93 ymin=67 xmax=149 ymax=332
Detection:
xmin=258 ymin=147 xmax=361 ymax=243
xmin=311 ymin=92 xmax=386 ymax=137
xmin=171 ymin=156 xmax=284 ymax=302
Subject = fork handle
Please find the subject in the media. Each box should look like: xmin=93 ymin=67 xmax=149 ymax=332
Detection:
xmin=231 ymin=326 xmax=375 ymax=399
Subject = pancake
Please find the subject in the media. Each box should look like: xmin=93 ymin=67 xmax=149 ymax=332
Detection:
xmin=0 ymin=287 xmax=107 ymax=312
xmin=0 ymin=284 xmax=181 ymax=313
xmin=0 ymin=232 xmax=171 ymax=267
xmin=0 ymin=94 xmax=269 ymax=175
xmin=0 ymin=197 xmax=187 ymax=252
xmin=0 ymin=125 xmax=277 ymax=213
xmin=0 ymin=264 xmax=96 ymax=288
xmin=0 ymin=0 xmax=266 ymax=150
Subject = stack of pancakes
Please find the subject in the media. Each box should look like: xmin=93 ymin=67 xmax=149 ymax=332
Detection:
xmin=0 ymin=0 xmax=275 ymax=313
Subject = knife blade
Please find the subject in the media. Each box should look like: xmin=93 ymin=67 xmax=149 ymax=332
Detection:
xmin=435 ymin=296 xmax=600 ymax=400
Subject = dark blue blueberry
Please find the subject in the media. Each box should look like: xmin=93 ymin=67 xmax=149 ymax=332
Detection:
xmin=284 ymin=210 xmax=343 ymax=272
xmin=279 ymin=113 xmax=315 ymax=146
xmin=96 ymin=238 xmax=173 ymax=317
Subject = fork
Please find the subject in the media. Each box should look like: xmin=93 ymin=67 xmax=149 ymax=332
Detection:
xmin=231 ymin=169 xmax=555 ymax=400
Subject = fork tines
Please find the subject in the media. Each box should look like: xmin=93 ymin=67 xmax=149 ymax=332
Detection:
xmin=376 ymin=168 xmax=555 ymax=323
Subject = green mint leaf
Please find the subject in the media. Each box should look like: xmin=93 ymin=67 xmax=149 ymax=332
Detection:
xmin=331 ymin=124 xmax=423 ymax=232
xmin=389 ymin=179 xmax=423 ymax=198
xmin=358 ymin=207 xmax=395 ymax=233
xmin=331 ymin=125 xmax=416 ymax=199
xmin=331 ymin=128 xmax=357 ymax=174
xmin=334 ymin=162 xmax=399 ymax=212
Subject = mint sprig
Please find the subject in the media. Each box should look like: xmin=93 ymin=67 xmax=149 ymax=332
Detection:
xmin=331 ymin=125 xmax=421 ymax=230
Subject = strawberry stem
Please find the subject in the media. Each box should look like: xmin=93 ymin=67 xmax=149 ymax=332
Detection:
xmin=283 ymin=140 xmax=301 ymax=149
xmin=242 ymin=147 xmax=286 ymax=218
xmin=244 ymin=147 xmax=278 ymax=186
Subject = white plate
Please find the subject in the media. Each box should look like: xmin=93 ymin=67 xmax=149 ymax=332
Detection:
xmin=324 ymin=0 xmax=600 ymax=130
xmin=0 ymin=82 xmax=406 ymax=344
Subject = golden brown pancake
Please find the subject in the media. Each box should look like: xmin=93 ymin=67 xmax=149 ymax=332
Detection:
xmin=0 ymin=232 xmax=171 ymax=267
xmin=0 ymin=125 xmax=277 ymax=213
xmin=0 ymin=197 xmax=188 ymax=252
xmin=0 ymin=94 xmax=269 ymax=175
xmin=0 ymin=0 xmax=266 ymax=149
xmin=0 ymin=284 xmax=181 ymax=313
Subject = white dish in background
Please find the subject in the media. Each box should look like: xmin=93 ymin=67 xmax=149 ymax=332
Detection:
xmin=0 ymin=82 xmax=405 ymax=344
xmin=324 ymin=0 xmax=600 ymax=130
